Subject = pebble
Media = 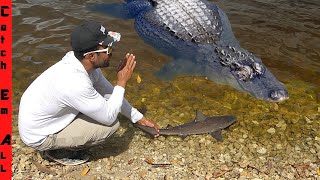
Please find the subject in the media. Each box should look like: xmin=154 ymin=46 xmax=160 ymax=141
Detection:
xmin=272 ymin=103 xmax=279 ymax=111
xmin=276 ymin=144 xmax=282 ymax=149
xmin=291 ymin=117 xmax=300 ymax=124
xmin=257 ymin=147 xmax=267 ymax=154
xmin=238 ymin=168 xmax=244 ymax=173
xmin=267 ymin=128 xmax=276 ymax=134
xmin=252 ymin=143 xmax=258 ymax=149
xmin=287 ymin=172 xmax=295 ymax=179
xmin=305 ymin=116 xmax=312 ymax=124
xmin=252 ymin=121 xmax=260 ymax=125
xmin=239 ymin=160 xmax=249 ymax=168
xmin=276 ymin=121 xmax=287 ymax=131
xmin=224 ymin=154 xmax=232 ymax=163
xmin=218 ymin=154 xmax=225 ymax=163
xmin=310 ymin=148 xmax=316 ymax=154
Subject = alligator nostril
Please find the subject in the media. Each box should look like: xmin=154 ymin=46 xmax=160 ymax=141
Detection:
xmin=270 ymin=90 xmax=289 ymax=102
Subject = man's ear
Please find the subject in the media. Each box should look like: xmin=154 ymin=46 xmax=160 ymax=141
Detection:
xmin=86 ymin=53 xmax=96 ymax=64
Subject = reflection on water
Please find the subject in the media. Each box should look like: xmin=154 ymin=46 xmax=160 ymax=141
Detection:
xmin=13 ymin=0 xmax=320 ymax=116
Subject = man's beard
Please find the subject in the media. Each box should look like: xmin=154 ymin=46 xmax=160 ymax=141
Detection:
xmin=94 ymin=54 xmax=111 ymax=68
xmin=94 ymin=61 xmax=109 ymax=68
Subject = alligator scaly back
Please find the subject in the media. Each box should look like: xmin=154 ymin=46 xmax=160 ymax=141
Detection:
xmin=144 ymin=0 xmax=222 ymax=43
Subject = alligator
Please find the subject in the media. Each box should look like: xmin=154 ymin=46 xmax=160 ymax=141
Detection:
xmin=89 ymin=0 xmax=289 ymax=102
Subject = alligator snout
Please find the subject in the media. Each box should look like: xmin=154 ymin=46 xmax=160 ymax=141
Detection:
xmin=270 ymin=89 xmax=289 ymax=102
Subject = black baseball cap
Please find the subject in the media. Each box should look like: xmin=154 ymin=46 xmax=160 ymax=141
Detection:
xmin=71 ymin=21 xmax=116 ymax=52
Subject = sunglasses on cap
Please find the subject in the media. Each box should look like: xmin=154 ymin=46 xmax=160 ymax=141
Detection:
xmin=83 ymin=46 xmax=113 ymax=56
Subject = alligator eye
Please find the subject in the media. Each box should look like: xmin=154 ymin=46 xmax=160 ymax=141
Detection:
xmin=236 ymin=65 xmax=253 ymax=81
xmin=252 ymin=62 xmax=264 ymax=75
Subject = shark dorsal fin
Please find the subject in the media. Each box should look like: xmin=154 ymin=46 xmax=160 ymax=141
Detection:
xmin=195 ymin=110 xmax=207 ymax=122
xmin=210 ymin=130 xmax=223 ymax=142
xmin=165 ymin=124 xmax=173 ymax=128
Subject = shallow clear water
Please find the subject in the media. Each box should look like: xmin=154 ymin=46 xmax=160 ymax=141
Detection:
xmin=12 ymin=0 xmax=320 ymax=125
xmin=11 ymin=2 xmax=320 ymax=178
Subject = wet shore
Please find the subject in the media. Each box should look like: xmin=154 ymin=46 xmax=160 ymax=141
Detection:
xmin=12 ymin=79 xmax=320 ymax=179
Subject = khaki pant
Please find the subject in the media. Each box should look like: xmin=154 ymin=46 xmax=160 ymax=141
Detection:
xmin=35 ymin=113 xmax=120 ymax=151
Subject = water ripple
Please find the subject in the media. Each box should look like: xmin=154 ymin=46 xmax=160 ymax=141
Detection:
xmin=49 ymin=25 xmax=76 ymax=31
xmin=36 ymin=43 xmax=67 ymax=52
xmin=35 ymin=18 xmax=65 ymax=31
xmin=20 ymin=56 xmax=43 ymax=65
xmin=21 ymin=17 xmax=41 ymax=24
xmin=12 ymin=3 xmax=34 ymax=16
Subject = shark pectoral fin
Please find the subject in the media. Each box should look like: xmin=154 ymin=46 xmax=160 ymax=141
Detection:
xmin=87 ymin=3 xmax=132 ymax=20
xmin=210 ymin=130 xmax=223 ymax=142
xmin=180 ymin=135 xmax=188 ymax=139
xmin=155 ymin=58 xmax=206 ymax=80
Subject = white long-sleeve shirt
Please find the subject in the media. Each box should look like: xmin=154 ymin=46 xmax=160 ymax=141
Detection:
xmin=18 ymin=51 xmax=143 ymax=147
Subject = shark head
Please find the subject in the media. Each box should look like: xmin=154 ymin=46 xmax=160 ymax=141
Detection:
xmin=219 ymin=115 xmax=237 ymax=128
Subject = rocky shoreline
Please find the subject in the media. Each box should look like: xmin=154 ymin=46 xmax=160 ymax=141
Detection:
xmin=12 ymin=79 xmax=320 ymax=179
xmin=13 ymin=117 xmax=320 ymax=179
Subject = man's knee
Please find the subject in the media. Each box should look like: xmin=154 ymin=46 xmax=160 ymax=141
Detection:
xmin=89 ymin=121 xmax=120 ymax=146
xmin=103 ymin=120 xmax=120 ymax=137
xmin=113 ymin=120 xmax=120 ymax=129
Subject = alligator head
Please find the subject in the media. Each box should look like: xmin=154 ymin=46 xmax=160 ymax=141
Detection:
xmin=199 ymin=44 xmax=289 ymax=102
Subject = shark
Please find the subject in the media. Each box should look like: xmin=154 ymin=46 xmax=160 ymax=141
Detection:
xmin=134 ymin=111 xmax=236 ymax=141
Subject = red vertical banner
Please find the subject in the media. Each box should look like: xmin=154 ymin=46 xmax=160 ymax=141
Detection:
xmin=0 ymin=1 xmax=12 ymax=179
